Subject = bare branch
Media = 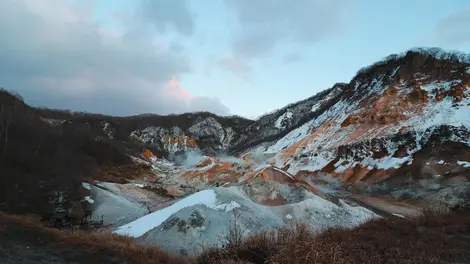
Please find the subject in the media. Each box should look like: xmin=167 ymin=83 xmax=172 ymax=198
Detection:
xmin=3 ymin=107 xmax=12 ymax=156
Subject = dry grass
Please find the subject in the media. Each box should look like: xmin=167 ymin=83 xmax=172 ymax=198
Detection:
xmin=1 ymin=208 xmax=469 ymax=264
xmin=197 ymin=208 xmax=470 ymax=264
xmin=0 ymin=212 xmax=187 ymax=264
xmin=93 ymin=163 xmax=157 ymax=183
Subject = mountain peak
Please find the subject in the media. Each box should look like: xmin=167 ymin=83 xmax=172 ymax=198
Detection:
xmin=353 ymin=47 xmax=470 ymax=84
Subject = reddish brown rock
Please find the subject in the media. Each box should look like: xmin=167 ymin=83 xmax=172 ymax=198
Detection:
xmin=320 ymin=159 xmax=339 ymax=174
xmin=449 ymin=83 xmax=467 ymax=103
xmin=373 ymin=150 xmax=389 ymax=159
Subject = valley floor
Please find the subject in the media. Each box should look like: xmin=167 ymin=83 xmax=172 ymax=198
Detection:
xmin=0 ymin=209 xmax=469 ymax=264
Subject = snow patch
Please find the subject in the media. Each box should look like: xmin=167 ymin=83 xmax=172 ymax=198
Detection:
xmin=421 ymin=81 xmax=460 ymax=92
xmin=40 ymin=117 xmax=67 ymax=126
xmin=114 ymin=189 xmax=240 ymax=238
xmin=390 ymin=66 xmax=402 ymax=77
xmin=213 ymin=201 xmax=241 ymax=212
xmin=82 ymin=196 xmax=94 ymax=204
xmin=274 ymin=111 xmax=293 ymax=129
xmin=219 ymin=156 xmax=245 ymax=164
xmin=288 ymin=153 xmax=335 ymax=175
xmin=392 ymin=213 xmax=405 ymax=218
xmin=272 ymin=167 xmax=295 ymax=180
xmin=311 ymin=102 xmax=321 ymax=112
xmin=404 ymin=94 xmax=470 ymax=131
xmin=334 ymin=159 xmax=356 ymax=173
xmin=189 ymin=160 xmax=217 ymax=172
xmin=82 ymin=182 xmax=91 ymax=191
xmin=254 ymin=163 xmax=272 ymax=172
xmin=457 ymin=161 xmax=470 ymax=168
xmin=375 ymin=156 xmax=413 ymax=170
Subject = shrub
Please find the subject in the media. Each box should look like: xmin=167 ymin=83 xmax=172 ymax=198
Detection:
xmin=196 ymin=208 xmax=470 ymax=264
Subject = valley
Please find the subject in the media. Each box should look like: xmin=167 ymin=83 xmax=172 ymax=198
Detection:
xmin=1 ymin=47 xmax=470 ymax=263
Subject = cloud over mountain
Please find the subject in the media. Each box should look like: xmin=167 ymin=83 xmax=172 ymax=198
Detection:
xmin=0 ymin=0 xmax=230 ymax=116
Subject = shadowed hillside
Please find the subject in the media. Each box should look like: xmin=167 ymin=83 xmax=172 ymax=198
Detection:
xmin=0 ymin=89 xmax=131 ymax=217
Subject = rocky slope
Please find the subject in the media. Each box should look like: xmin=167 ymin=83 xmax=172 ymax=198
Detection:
xmin=38 ymin=110 xmax=252 ymax=157
xmin=2 ymin=47 xmax=470 ymax=257
xmin=229 ymin=48 xmax=470 ymax=206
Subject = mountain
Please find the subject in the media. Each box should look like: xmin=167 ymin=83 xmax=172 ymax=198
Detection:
xmin=1 ymin=47 xmax=470 ymax=258
xmin=37 ymin=108 xmax=252 ymax=157
xmin=232 ymin=48 xmax=470 ymax=153
xmin=232 ymin=48 xmax=470 ymax=206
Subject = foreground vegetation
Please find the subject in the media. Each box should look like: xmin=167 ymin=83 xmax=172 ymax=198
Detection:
xmin=1 ymin=208 xmax=469 ymax=264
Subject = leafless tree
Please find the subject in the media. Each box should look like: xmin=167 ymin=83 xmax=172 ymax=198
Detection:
xmin=224 ymin=209 xmax=247 ymax=249
xmin=0 ymin=104 xmax=13 ymax=156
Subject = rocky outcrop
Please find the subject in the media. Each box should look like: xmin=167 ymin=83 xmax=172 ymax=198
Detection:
xmin=130 ymin=117 xmax=239 ymax=156
xmin=130 ymin=126 xmax=198 ymax=154
xmin=229 ymin=84 xmax=346 ymax=154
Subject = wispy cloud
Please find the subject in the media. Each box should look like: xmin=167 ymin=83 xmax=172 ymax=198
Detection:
xmin=218 ymin=0 xmax=353 ymax=74
xmin=217 ymin=57 xmax=252 ymax=74
xmin=282 ymin=53 xmax=303 ymax=65
xmin=433 ymin=7 xmax=470 ymax=46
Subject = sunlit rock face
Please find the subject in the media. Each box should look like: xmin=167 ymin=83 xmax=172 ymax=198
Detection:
xmin=130 ymin=116 xmax=244 ymax=156
xmin=224 ymin=49 xmax=470 ymax=203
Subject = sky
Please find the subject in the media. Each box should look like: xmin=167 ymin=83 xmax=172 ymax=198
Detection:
xmin=1 ymin=0 xmax=470 ymax=119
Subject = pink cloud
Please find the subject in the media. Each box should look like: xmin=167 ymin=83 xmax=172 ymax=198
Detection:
xmin=168 ymin=75 xmax=180 ymax=88
xmin=0 ymin=0 xmax=231 ymax=116
xmin=167 ymin=76 xmax=195 ymax=100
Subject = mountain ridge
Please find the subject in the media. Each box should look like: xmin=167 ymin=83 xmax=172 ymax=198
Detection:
xmin=1 ymin=46 xmax=470 ymax=228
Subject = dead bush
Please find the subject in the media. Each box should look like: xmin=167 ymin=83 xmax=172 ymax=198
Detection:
xmin=196 ymin=210 xmax=470 ymax=264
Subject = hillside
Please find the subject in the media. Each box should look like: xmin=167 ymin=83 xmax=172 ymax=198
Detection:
xmin=236 ymin=48 xmax=470 ymax=207
xmin=36 ymin=106 xmax=252 ymax=157
xmin=0 ymin=89 xmax=252 ymax=218
xmin=1 ymin=47 xmax=470 ymax=262
xmin=0 ymin=89 xmax=133 ymax=217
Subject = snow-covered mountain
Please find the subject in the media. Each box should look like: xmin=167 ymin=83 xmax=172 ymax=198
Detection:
xmin=3 ymin=47 xmax=470 ymax=256
xmin=31 ymin=47 xmax=470 ymax=218
xmin=228 ymin=48 xmax=470 ymax=204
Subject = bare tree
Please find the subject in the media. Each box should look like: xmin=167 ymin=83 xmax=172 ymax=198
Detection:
xmin=224 ymin=209 xmax=247 ymax=249
xmin=0 ymin=104 xmax=13 ymax=156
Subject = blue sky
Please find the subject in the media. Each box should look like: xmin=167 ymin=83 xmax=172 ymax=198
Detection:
xmin=1 ymin=0 xmax=470 ymax=118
